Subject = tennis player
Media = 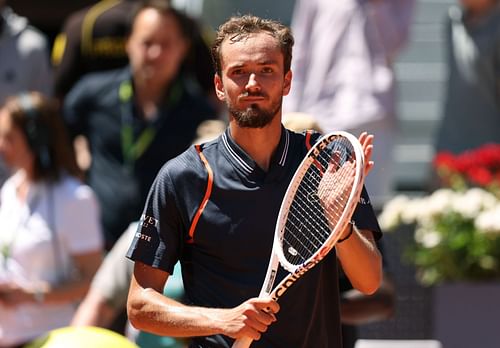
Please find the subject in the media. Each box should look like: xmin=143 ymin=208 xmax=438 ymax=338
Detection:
xmin=126 ymin=15 xmax=382 ymax=348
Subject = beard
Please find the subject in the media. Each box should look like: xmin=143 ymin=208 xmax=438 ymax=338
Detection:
xmin=227 ymin=93 xmax=282 ymax=128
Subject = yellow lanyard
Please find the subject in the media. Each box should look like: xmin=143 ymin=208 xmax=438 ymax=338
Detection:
xmin=119 ymin=81 xmax=157 ymax=167
xmin=118 ymin=80 xmax=182 ymax=167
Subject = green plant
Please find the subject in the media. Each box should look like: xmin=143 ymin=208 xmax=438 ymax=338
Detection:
xmin=379 ymin=144 xmax=500 ymax=286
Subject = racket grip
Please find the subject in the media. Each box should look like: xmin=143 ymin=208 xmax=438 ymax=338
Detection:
xmin=232 ymin=336 xmax=253 ymax=348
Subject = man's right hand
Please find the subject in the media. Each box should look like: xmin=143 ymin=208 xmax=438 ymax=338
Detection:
xmin=129 ymin=263 xmax=280 ymax=340
xmin=216 ymin=297 xmax=279 ymax=341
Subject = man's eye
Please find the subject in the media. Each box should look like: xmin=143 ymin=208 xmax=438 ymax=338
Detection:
xmin=262 ymin=67 xmax=273 ymax=73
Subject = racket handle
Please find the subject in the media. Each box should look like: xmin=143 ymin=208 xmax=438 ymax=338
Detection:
xmin=232 ymin=336 xmax=253 ymax=348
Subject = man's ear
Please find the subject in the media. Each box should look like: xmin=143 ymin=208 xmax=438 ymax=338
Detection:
xmin=214 ymin=74 xmax=226 ymax=101
xmin=283 ymin=70 xmax=292 ymax=96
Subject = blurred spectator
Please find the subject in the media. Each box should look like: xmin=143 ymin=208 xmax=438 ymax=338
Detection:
xmin=191 ymin=119 xmax=226 ymax=144
xmin=52 ymin=0 xmax=215 ymax=101
xmin=0 ymin=92 xmax=103 ymax=347
xmin=0 ymin=1 xmax=53 ymax=104
xmin=70 ymin=117 xmax=227 ymax=345
xmin=71 ymin=222 xmax=185 ymax=348
xmin=283 ymin=0 xmax=415 ymax=208
xmin=0 ymin=0 xmax=54 ymax=185
xmin=435 ymin=0 xmax=500 ymax=154
xmin=51 ymin=0 xmax=133 ymax=99
xmin=63 ymin=0 xmax=216 ymax=249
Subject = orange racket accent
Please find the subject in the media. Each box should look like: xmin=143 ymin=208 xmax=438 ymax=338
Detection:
xmin=187 ymin=145 xmax=214 ymax=243
xmin=305 ymin=130 xmax=314 ymax=150
xmin=305 ymin=130 xmax=324 ymax=173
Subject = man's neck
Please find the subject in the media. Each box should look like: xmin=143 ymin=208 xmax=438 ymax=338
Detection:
xmin=229 ymin=116 xmax=282 ymax=172
xmin=133 ymin=77 xmax=171 ymax=120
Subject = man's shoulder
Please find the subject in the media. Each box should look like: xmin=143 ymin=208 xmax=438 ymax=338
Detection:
xmin=77 ymin=67 xmax=128 ymax=87
xmin=67 ymin=67 xmax=128 ymax=100
xmin=286 ymin=128 xmax=323 ymax=149
xmin=158 ymin=143 xmax=216 ymax=185
xmin=176 ymin=78 xmax=217 ymax=116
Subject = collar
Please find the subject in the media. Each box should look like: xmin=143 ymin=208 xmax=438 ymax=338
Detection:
xmin=220 ymin=125 xmax=290 ymax=176
xmin=120 ymin=68 xmax=184 ymax=108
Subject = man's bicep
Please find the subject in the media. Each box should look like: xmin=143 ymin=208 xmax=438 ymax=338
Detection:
xmin=131 ymin=261 xmax=170 ymax=294
xmin=358 ymin=229 xmax=376 ymax=243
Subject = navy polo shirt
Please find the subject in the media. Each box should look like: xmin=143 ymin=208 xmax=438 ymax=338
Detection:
xmin=127 ymin=127 xmax=381 ymax=348
xmin=63 ymin=67 xmax=215 ymax=246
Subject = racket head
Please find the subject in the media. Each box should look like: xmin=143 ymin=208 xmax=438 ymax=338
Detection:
xmin=275 ymin=131 xmax=365 ymax=272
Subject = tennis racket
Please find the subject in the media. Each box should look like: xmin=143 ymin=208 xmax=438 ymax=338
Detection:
xmin=232 ymin=131 xmax=365 ymax=348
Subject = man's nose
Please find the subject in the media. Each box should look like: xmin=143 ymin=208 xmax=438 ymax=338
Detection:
xmin=146 ymin=44 xmax=162 ymax=60
xmin=245 ymin=73 xmax=261 ymax=91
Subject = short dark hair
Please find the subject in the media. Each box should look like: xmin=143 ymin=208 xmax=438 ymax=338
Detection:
xmin=128 ymin=0 xmax=193 ymax=40
xmin=3 ymin=92 xmax=81 ymax=182
xmin=211 ymin=15 xmax=294 ymax=77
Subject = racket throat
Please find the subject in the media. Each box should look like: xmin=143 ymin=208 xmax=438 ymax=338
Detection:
xmin=271 ymin=258 xmax=321 ymax=301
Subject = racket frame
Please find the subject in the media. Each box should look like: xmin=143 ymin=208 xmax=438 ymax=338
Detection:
xmin=265 ymin=131 xmax=364 ymax=300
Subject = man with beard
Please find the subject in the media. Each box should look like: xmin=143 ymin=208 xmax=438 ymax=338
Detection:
xmin=63 ymin=0 xmax=216 ymax=249
xmin=126 ymin=15 xmax=382 ymax=348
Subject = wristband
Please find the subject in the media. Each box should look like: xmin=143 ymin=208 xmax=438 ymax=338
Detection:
xmin=338 ymin=221 xmax=355 ymax=243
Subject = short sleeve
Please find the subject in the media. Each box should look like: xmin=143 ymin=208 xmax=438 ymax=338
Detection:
xmin=351 ymin=186 xmax=382 ymax=240
xmin=126 ymin=165 xmax=183 ymax=274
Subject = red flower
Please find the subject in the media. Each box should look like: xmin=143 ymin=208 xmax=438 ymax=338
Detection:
xmin=455 ymin=152 xmax=476 ymax=174
xmin=433 ymin=152 xmax=457 ymax=171
xmin=467 ymin=167 xmax=494 ymax=186
xmin=433 ymin=143 xmax=500 ymax=191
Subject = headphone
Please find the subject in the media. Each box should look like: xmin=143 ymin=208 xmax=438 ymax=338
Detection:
xmin=17 ymin=92 xmax=52 ymax=170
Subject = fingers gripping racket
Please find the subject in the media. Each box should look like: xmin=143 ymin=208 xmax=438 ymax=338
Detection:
xmin=232 ymin=131 xmax=365 ymax=348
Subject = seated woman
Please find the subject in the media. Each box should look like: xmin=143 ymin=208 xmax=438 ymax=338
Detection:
xmin=0 ymin=92 xmax=103 ymax=348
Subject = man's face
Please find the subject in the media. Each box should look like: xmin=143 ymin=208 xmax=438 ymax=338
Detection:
xmin=215 ymin=32 xmax=292 ymax=128
xmin=126 ymin=8 xmax=188 ymax=87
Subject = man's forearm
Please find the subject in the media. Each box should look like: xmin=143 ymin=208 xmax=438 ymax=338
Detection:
xmin=128 ymin=283 xmax=279 ymax=341
xmin=128 ymin=287 xmax=228 ymax=338
xmin=336 ymin=228 xmax=382 ymax=295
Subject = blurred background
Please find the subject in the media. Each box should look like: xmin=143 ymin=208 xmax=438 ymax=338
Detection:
xmin=4 ymin=0 xmax=499 ymax=347
xmin=10 ymin=0 xmax=446 ymax=194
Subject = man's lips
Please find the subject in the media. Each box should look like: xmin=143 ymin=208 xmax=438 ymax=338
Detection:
xmin=239 ymin=93 xmax=266 ymax=102
xmin=240 ymin=97 xmax=265 ymax=102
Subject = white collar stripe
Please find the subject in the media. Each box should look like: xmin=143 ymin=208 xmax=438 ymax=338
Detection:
xmin=279 ymin=130 xmax=289 ymax=166
xmin=222 ymin=133 xmax=253 ymax=174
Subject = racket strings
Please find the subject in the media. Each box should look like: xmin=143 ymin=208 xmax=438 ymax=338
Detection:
xmin=283 ymin=176 xmax=350 ymax=264
xmin=281 ymin=138 xmax=356 ymax=266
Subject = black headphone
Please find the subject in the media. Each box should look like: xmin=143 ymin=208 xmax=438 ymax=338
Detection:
xmin=17 ymin=92 xmax=52 ymax=170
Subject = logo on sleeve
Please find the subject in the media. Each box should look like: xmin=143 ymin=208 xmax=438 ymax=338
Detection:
xmin=135 ymin=214 xmax=159 ymax=243
xmin=141 ymin=214 xmax=159 ymax=228
xmin=359 ymin=197 xmax=370 ymax=205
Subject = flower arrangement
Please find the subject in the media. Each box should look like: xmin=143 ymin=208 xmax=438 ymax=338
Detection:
xmin=433 ymin=143 xmax=500 ymax=195
xmin=378 ymin=144 xmax=500 ymax=286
